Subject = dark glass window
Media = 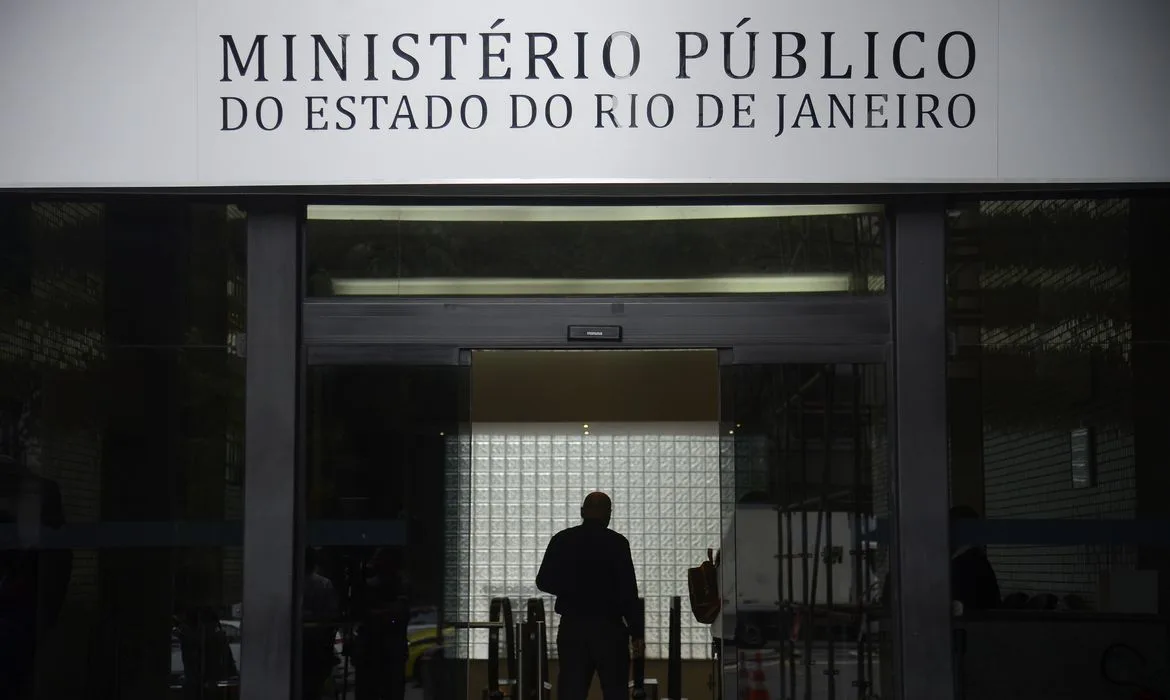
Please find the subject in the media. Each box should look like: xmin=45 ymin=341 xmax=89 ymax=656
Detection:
xmin=945 ymin=195 xmax=1170 ymax=697
xmin=0 ymin=201 xmax=246 ymax=699
xmin=305 ymin=204 xmax=885 ymax=297
xmin=305 ymin=363 xmax=466 ymax=700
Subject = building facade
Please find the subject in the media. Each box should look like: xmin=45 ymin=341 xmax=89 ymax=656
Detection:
xmin=1 ymin=2 xmax=1168 ymax=700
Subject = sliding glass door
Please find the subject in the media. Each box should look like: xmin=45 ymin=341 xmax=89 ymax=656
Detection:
xmin=296 ymin=199 xmax=895 ymax=700
xmin=301 ymin=344 xmax=889 ymax=700
xmin=718 ymin=361 xmax=891 ymax=700
xmin=303 ymin=359 xmax=472 ymax=700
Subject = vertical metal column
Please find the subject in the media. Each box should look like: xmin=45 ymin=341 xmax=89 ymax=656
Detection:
xmin=241 ymin=198 xmax=301 ymax=700
xmin=817 ymin=364 xmax=837 ymax=700
xmin=632 ymin=597 xmax=647 ymax=700
xmin=667 ymin=596 xmax=682 ymax=700
xmin=889 ymin=199 xmax=954 ymax=700
xmin=780 ymin=368 xmax=797 ymax=700
xmin=488 ymin=599 xmax=505 ymax=700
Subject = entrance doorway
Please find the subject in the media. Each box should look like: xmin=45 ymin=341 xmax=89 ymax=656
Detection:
xmin=302 ymin=345 xmax=888 ymax=700
xmin=296 ymin=201 xmax=893 ymax=700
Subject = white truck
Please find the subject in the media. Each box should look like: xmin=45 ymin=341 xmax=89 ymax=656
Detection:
xmin=711 ymin=506 xmax=880 ymax=647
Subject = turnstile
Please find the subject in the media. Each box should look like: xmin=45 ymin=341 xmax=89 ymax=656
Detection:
xmin=485 ymin=597 xmax=519 ymax=700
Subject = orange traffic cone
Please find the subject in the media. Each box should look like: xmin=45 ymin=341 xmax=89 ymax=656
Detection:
xmin=747 ymin=652 xmax=770 ymax=700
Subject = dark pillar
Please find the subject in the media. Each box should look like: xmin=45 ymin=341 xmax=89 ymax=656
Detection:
xmin=890 ymin=199 xmax=954 ymax=700
xmin=241 ymin=199 xmax=301 ymax=700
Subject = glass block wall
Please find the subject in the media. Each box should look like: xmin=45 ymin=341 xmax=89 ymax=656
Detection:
xmin=451 ymin=421 xmax=726 ymax=660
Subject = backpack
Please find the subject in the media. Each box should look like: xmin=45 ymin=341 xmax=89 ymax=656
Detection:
xmin=687 ymin=548 xmax=721 ymax=624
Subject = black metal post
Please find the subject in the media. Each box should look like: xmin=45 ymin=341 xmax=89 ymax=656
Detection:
xmin=632 ymin=598 xmax=647 ymax=700
xmin=502 ymin=598 xmax=518 ymax=691
xmin=851 ymin=364 xmax=870 ymax=700
xmin=667 ymin=596 xmax=682 ymax=700
xmin=241 ymin=198 xmax=300 ymax=700
xmin=520 ymin=621 xmax=537 ymax=700
xmin=781 ymin=367 xmax=797 ymax=700
xmin=821 ymin=365 xmax=838 ymax=699
xmin=890 ymin=199 xmax=954 ymax=700
xmin=799 ymin=388 xmax=813 ymax=700
xmin=525 ymin=598 xmax=550 ymax=700
xmin=488 ymin=598 xmax=505 ymax=700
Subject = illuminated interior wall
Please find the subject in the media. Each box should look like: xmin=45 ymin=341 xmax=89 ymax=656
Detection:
xmin=456 ymin=422 xmax=722 ymax=660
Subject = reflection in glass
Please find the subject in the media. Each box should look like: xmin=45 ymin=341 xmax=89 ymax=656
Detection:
xmin=305 ymin=205 xmax=886 ymax=297
xmin=946 ymin=196 xmax=1170 ymax=698
xmin=306 ymin=364 xmax=466 ymax=700
xmin=718 ymin=364 xmax=890 ymax=700
xmin=307 ymin=352 xmax=892 ymax=700
xmin=0 ymin=201 xmax=246 ymax=699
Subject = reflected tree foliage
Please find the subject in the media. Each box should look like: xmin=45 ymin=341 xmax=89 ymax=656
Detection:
xmin=306 ymin=214 xmax=885 ymax=293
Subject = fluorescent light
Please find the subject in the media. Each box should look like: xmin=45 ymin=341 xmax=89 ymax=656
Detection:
xmin=307 ymin=204 xmax=881 ymax=222
xmin=329 ymin=274 xmax=854 ymax=296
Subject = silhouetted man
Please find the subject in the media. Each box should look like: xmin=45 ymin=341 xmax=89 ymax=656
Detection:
xmin=352 ymin=548 xmax=409 ymax=700
xmin=536 ymin=492 xmax=641 ymax=700
xmin=949 ymin=505 xmax=1001 ymax=611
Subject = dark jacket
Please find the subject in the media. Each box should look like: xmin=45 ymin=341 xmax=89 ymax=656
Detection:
xmin=879 ymin=545 xmax=1001 ymax=611
xmin=536 ymin=522 xmax=641 ymax=637
xmin=951 ymin=546 xmax=1001 ymax=611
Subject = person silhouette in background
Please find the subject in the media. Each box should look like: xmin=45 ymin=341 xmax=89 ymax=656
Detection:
xmin=176 ymin=607 xmax=238 ymax=698
xmin=948 ymin=505 xmax=1001 ymax=612
xmin=302 ymin=548 xmax=340 ymax=700
xmin=537 ymin=492 xmax=642 ymax=700
xmin=352 ymin=547 xmax=409 ymax=700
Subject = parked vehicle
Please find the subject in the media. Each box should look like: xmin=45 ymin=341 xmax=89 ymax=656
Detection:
xmin=169 ymin=618 xmax=242 ymax=696
xmin=712 ymin=506 xmax=879 ymax=647
xmin=331 ymin=606 xmax=450 ymax=687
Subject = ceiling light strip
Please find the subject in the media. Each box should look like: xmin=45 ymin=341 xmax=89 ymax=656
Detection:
xmin=330 ymin=274 xmax=854 ymax=296
xmin=308 ymin=204 xmax=882 ymax=223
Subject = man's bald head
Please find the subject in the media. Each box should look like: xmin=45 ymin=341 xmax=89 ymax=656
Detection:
xmin=581 ymin=491 xmax=612 ymax=526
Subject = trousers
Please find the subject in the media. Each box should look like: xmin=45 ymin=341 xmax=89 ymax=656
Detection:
xmin=556 ymin=616 xmax=630 ymax=700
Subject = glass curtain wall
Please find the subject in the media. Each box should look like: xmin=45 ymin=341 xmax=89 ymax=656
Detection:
xmin=718 ymin=363 xmax=890 ymax=700
xmin=0 ymin=200 xmax=247 ymax=699
xmin=303 ymin=363 xmax=469 ymax=700
xmin=945 ymin=194 xmax=1170 ymax=699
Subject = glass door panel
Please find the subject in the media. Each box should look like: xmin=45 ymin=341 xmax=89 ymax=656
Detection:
xmin=717 ymin=362 xmax=891 ymax=700
xmin=304 ymin=361 xmax=472 ymax=700
xmin=301 ymin=352 xmax=892 ymax=700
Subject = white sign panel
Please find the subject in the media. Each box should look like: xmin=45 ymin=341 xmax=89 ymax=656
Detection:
xmin=1 ymin=0 xmax=1168 ymax=187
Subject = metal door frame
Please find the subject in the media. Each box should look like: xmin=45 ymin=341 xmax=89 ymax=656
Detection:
xmin=303 ymin=295 xmax=891 ymax=366
xmin=246 ymin=197 xmax=954 ymax=700
xmin=301 ymin=294 xmax=891 ymax=700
